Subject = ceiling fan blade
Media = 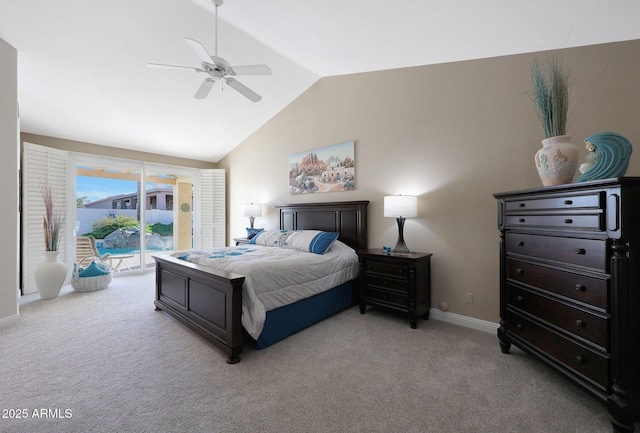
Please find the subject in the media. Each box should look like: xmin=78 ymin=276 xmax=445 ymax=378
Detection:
xmin=147 ymin=63 xmax=203 ymax=73
xmin=230 ymin=64 xmax=272 ymax=76
xmin=185 ymin=38 xmax=214 ymax=65
xmin=194 ymin=78 xmax=215 ymax=99
xmin=224 ymin=77 xmax=262 ymax=102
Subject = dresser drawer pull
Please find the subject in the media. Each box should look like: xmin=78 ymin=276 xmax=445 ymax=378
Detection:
xmin=516 ymin=296 xmax=524 ymax=303
xmin=516 ymin=268 xmax=524 ymax=275
xmin=575 ymin=284 xmax=586 ymax=292
xmin=575 ymin=355 xmax=585 ymax=364
xmin=516 ymin=323 xmax=524 ymax=331
xmin=576 ymin=319 xmax=585 ymax=328
xmin=517 ymin=241 xmax=524 ymax=247
xmin=575 ymin=248 xmax=586 ymax=255
xmin=564 ymin=218 xmax=573 ymax=224
xmin=519 ymin=218 xmax=526 ymax=223
xmin=518 ymin=203 xmax=526 ymax=208
xmin=564 ymin=200 xmax=573 ymax=205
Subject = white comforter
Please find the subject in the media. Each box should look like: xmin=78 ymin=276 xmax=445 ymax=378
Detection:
xmin=171 ymin=240 xmax=359 ymax=339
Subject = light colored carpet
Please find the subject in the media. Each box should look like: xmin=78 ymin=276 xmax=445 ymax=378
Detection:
xmin=0 ymin=272 xmax=625 ymax=432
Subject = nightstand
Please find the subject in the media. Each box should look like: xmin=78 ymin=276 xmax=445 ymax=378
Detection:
xmin=233 ymin=237 xmax=250 ymax=246
xmin=357 ymin=250 xmax=432 ymax=328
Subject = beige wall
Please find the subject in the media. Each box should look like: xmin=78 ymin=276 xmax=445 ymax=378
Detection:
xmin=0 ymin=38 xmax=19 ymax=325
xmin=219 ymin=39 xmax=640 ymax=323
xmin=21 ymin=133 xmax=218 ymax=170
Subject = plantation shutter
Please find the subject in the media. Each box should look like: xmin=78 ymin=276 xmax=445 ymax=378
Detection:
xmin=196 ymin=169 xmax=225 ymax=248
xmin=22 ymin=143 xmax=69 ymax=294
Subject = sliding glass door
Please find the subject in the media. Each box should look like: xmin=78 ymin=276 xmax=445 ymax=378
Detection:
xmin=22 ymin=142 xmax=225 ymax=294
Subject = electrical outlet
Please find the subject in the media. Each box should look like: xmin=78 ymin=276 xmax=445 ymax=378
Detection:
xmin=464 ymin=292 xmax=473 ymax=304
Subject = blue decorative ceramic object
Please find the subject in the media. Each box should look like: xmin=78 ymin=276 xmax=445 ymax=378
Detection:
xmin=576 ymin=132 xmax=633 ymax=182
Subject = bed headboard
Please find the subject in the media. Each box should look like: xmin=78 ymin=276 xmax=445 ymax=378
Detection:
xmin=276 ymin=201 xmax=369 ymax=251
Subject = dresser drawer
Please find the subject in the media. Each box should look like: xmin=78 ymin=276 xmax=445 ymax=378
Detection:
xmin=508 ymin=285 xmax=609 ymax=349
xmin=362 ymin=260 xmax=410 ymax=278
xmin=504 ymin=213 xmax=603 ymax=231
xmin=505 ymin=192 xmax=603 ymax=212
xmin=506 ymin=233 xmax=607 ymax=271
xmin=364 ymin=286 xmax=408 ymax=309
xmin=507 ymin=310 xmax=609 ymax=390
xmin=506 ymin=259 xmax=609 ymax=311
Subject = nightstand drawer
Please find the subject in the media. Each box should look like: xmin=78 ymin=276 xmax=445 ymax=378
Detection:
xmin=365 ymin=286 xmax=407 ymax=309
xmin=507 ymin=310 xmax=609 ymax=390
xmin=506 ymin=259 xmax=609 ymax=311
xmin=508 ymin=285 xmax=609 ymax=349
xmin=365 ymin=274 xmax=409 ymax=293
xmin=362 ymin=260 xmax=410 ymax=278
xmin=506 ymin=233 xmax=607 ymax=271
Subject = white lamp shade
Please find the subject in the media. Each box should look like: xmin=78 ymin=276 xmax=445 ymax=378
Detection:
xmin=242 ymin=203 xmax=262 ymax=217
xmin=384 ymin=195 xmax=418 ymax=218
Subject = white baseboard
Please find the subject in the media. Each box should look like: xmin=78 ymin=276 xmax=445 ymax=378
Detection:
xmin=429 ymin=308 xmax=498 ymax=334
xmin=0 ymin=313 xmax=20 ymax=329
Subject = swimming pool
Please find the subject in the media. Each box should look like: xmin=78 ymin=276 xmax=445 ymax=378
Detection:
xmin=97 ymin=247 xmax=173 ymax=255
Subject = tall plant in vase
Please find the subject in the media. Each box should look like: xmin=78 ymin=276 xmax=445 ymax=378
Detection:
xmin=530 ymin=56 xmax=579 ymax=186
xmin=34 ymin=184 xmax=67 ymax=299
xmin=42 ymin=184 xmax=62 ymax=251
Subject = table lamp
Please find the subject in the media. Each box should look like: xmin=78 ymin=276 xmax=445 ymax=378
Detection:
xmin=384 ymin=195 xmax=417 ymax=253
xmin=242 ymin=203 xmax=262 ymax=228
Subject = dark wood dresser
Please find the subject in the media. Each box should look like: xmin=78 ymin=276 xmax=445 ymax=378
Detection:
xmin=357 ymin=250 xmax=432 ymax=328
xmin=494 ymin=178 xmax=640 ymax=433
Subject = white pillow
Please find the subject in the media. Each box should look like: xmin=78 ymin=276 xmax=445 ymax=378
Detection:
xmin=282 ymin=230 xmax=340 ymax=255
xmin=250 ymin=230 xmax=292 ymax=247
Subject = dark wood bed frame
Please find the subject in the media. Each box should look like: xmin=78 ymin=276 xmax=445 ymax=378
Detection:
xmin=154 ymin=200 xmax=369 ymax=363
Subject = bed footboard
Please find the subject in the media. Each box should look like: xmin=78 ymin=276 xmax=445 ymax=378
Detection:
xmin=153 ymin=255 xmax=245 ymax=363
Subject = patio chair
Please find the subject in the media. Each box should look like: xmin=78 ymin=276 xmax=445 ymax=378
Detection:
xmin=76 ymin=236 xmax=110 ymax=263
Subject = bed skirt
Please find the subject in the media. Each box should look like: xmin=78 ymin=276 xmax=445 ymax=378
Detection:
xmin=255 ymin=280 xmax=358 ymax=349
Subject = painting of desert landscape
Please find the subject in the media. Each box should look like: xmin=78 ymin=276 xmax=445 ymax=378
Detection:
xmin=289 ymin=141 xmax=355 ymax=194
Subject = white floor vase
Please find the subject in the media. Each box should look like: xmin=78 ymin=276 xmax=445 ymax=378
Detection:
xmin=34 ymin=251 xmax=68 ymax=299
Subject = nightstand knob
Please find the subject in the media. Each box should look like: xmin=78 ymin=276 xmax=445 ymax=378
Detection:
xmin=516 ymin=323 xmax=524 ymax=331
xmin=575 ymin=248 xmax=586 ymax=255
xmin=516 ymin=296 xmax=523 ymax=303
xmin=576 ymin=319 xmax=585 ymax=328
xmin=518 ymin=203 xmax=526 ymax=207
xmin=575 ymin=355 xmax=585 ymax=364
xmin=517 ymin=241 xmax=524 ymax=247
xmin=564 ymin=218 xmax=573 ymax=224
xmin=516 ymin=268 xmax=524 ymax=275
xmin=575 ymin=284 xmax=586 ymax=292
xmin=519 ymin=218 xmax=526 ymax=223
xmin=564 ymin=200 xmax=573 ymax=205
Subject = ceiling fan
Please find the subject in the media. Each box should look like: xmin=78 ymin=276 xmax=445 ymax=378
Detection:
xmin=147 ymin=0 xmax=271 ymax=102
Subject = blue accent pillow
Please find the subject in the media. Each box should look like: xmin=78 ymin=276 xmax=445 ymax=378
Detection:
xmin=79 ymin=261 xmax=111 ymax=277
xmin=246 ymin=227 xmax=264 ymax=240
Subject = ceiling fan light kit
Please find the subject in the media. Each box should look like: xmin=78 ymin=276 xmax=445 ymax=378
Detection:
xmin=147 ymin=0 xmax=271 ymax=102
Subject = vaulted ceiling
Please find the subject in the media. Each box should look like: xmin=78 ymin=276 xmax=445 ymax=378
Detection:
xmin=1 ymin=0 xmax=639 ymax=162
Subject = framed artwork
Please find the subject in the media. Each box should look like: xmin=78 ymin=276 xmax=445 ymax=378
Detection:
xmin=289 ymin=141 xmax=355 ymax=194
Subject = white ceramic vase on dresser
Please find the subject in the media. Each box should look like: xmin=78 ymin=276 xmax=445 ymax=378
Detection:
xmin=34 ymin=251 xmax=68 ymax=299
xmin=534 ymin=135 xmax=579 ymax=186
